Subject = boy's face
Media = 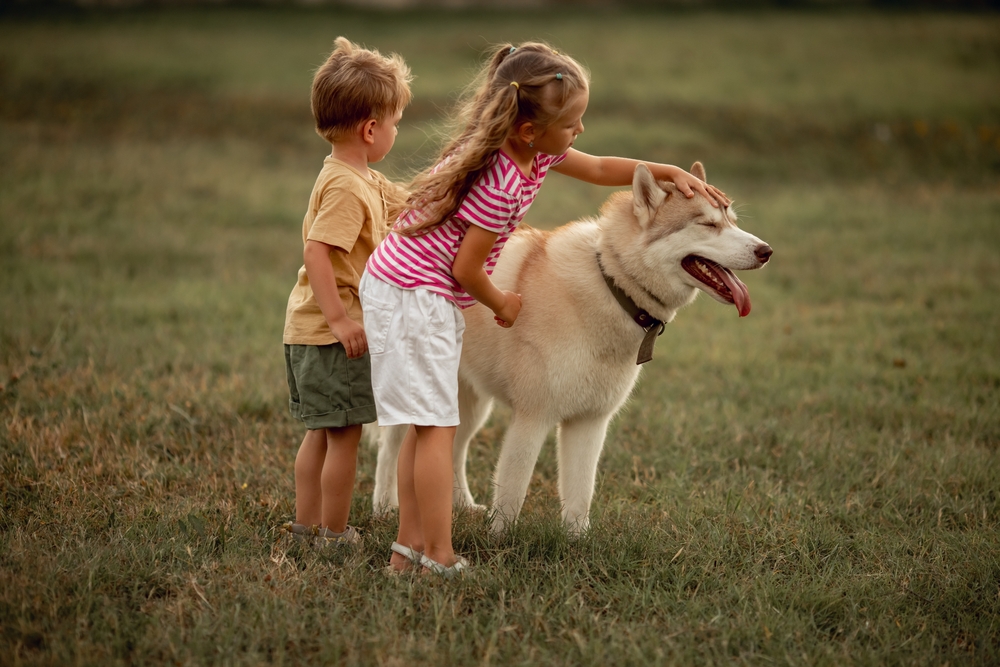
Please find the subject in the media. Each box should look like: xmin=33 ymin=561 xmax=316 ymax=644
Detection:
xmin=369 ymin=109 xmax=403 ymax=163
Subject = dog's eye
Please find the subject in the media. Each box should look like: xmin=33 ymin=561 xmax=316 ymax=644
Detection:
xmin=699 ymin=221 xmax=720 ymax=229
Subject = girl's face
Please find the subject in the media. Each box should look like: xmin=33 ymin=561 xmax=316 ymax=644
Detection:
xmin=532 ymin=89 xmax=589 ymax=156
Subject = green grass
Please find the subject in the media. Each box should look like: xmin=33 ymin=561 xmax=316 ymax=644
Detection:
xmin=2 ymin=7 xmax=999 ymax=666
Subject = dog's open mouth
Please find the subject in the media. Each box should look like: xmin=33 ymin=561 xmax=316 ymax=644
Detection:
xmin=681 ymin=255 xmax=752 ymax=317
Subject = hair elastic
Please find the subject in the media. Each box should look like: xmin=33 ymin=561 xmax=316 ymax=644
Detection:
xmin=509 ymin=81 xmax=519 ymax=90
xmin=555 ymin=73 xmax=563 ymax=80
xmin=509 ymin=46 xmax=516 ymax=54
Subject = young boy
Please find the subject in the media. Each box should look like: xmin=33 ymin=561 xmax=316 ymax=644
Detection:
xmin=281 ymin=37 xmax=411 ymax=547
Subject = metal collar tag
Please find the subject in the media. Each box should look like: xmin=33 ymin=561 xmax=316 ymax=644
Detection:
xmin=636 ymin=322 xmax=665 ymax=365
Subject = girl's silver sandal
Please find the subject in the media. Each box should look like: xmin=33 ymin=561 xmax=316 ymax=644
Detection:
xmin=419 ymin=553 xmax=470 ymax=579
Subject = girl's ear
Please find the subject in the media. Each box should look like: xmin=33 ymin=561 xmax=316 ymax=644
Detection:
xmin=514 ymin=120 xmax=536 ymax=146
xmin=361 ymin=118 xmax=378 ymax=145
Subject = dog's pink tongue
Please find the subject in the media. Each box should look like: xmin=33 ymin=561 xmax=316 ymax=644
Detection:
xmin=720 ymin=268 xmax=751 ymax=317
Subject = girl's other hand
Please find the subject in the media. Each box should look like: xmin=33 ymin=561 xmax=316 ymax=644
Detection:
xmin=494 ymin=291 xmax=522 ymax=328
xmin=672 ymin=169 xmax=730 ymax=208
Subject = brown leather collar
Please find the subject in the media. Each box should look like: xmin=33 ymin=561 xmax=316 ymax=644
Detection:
xmin=596 ymin=252 xmax=665 ymax=365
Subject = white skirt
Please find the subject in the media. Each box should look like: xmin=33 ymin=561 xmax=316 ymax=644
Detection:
xmin=359 ymin=272 xmax=466 ymax=427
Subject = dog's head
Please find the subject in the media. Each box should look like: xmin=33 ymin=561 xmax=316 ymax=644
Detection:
xmin=602 ymin=162 xmax=772 ymax=318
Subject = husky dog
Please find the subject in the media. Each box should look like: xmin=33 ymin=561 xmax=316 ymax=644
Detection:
xmin=372 ymin=162 xmax=771 ymax=535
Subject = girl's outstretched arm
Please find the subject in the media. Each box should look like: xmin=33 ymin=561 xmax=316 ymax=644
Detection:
xmin=552 ymin=148 xmax=729 ymax=207
xmin=453 ymin=225 xmax=522 ymax=327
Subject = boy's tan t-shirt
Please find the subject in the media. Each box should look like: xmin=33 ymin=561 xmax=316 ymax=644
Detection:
xmin=283 ymin=157 xmax=405 ymax=346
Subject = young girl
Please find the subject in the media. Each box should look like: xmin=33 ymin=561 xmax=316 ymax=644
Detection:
xmin=360 ymin=42 xmax=729 ymax=576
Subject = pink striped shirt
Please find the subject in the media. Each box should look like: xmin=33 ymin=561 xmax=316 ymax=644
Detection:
xmin=366 ymin=150 xmax=566 ymax=308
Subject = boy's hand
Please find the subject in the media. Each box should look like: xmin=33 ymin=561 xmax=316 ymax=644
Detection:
xmin=493 ymin=291 xmax=522 ymax=328
xmin=328 ymin=315 xmax=368 ymax=359
xmin=672 ymin=169 xmax=730 ymax=208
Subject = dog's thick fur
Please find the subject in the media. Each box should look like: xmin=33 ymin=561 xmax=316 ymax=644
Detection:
xmin=372 ymin=162 xmax=771 ymax=535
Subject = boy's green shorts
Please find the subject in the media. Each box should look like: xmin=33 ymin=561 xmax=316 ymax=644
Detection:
xmin=284 ymin=343 xmax=378 ymax=430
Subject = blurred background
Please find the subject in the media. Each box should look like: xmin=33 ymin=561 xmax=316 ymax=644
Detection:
xmin=1 ymin=2 xmax=998 ymax=664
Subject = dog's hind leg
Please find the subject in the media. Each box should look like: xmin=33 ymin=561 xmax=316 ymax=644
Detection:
xmin=360 ymin=422 xmax=380 ymax=448
xmin=556 ymin=415 xmax=612 ymax=536
xmin=489 ymin=415 xmax=552 ymax=534
xmin=372 ymin=423 xmax=409 ymax=517
xmin=453 ymin=379 xmax=492 ymax=511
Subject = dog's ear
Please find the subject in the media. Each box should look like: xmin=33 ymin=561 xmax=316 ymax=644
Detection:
xmin=690 ymin=161 xmax=707 ymax=182
xmin=632 ymin=163 xmax=666 ymax=228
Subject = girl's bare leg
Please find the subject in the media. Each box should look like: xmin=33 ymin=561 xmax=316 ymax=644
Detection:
xmin=413 ymin=425 xmax=458 ymax=567
xmin=390 ymin=426 xmax=422 ymax=570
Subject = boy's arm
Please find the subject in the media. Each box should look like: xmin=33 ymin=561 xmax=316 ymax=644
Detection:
xmin=552 ymin=148 xmax=729 ymax=207
xmin=303 ymin=239 xmax=368 ymax=359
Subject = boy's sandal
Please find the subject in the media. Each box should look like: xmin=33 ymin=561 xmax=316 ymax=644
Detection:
xmin=280 ymin=522 xmax=314 ymax=545
xmin=281 ymin=522 xmax=361 ymax=549
xmin=384 ymin=541 xmax=423 ymax=576
xmin=419 ymin=553 xmax=470 ymax=579
xmin=314 ymin=525 xmax=362 ymax=548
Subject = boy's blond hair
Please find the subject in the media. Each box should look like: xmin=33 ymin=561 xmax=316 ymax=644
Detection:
xmin=311 ymin=36 xmax=412 ymax=143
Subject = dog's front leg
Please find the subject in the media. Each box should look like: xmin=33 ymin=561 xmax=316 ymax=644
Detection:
xmin=372 ymin=424 xmax=409 ymax=516
xmin=490 ymin=415 xmax=552 ymax=534
xmin=556 ymin=415 xmax=612 ymax=536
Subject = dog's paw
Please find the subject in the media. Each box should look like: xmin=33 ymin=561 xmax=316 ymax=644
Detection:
xmin=461 ymin=503 xmax=488 ymax=514
xmin=487 ymin=515 xmax=513 ymax=537
xmin=371 ymin=500 xmax=398 ymax=520
xmin=563 ymin=516 xmax=590 ymax=538
xmin=453 ymin=491 xmax=484 ymax=512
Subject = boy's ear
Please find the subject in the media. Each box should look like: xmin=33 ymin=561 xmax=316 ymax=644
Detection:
xmin=361 ymin=118 xmax=378 ymax=145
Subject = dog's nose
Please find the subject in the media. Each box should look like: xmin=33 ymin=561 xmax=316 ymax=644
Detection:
xmin=755 ymin=244 xmax=773 ymax=264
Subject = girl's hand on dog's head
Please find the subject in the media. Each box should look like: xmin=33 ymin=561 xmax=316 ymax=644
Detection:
xmin=704 ymin=183 xmax=730 ymax=207
xmin=673 ymin=170 xmax=729 ymax=208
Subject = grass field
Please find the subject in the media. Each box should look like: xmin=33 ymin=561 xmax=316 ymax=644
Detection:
xmin=2 ymin=6 xmax=999 ymax=666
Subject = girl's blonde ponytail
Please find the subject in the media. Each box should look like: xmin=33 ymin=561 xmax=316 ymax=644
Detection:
xmin=398 ymin=42 xmax=588 ymax=237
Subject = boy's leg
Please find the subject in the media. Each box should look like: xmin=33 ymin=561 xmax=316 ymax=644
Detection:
xmin=294 ymin=428 xmax=327 ymax=527
xmin=320 ymin=424 xmax=363 ymax=533
xmin=414 ymin=425 xmax=458 ymax=567
xmin=391 ymin=426 xmax=422 ymax=570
